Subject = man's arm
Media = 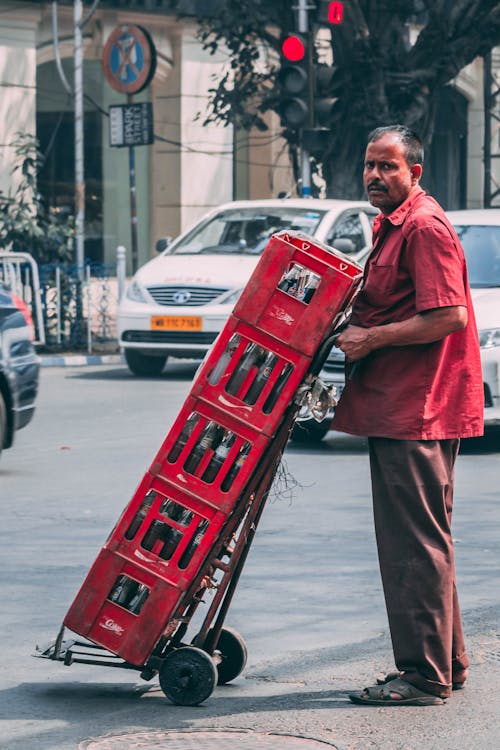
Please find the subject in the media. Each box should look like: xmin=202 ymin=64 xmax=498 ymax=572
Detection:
xmin=336 ymin=306 xmax=468 ymax=362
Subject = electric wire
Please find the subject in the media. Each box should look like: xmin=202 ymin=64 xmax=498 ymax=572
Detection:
xmin=37 ymin=81 xmax=290 ymax=167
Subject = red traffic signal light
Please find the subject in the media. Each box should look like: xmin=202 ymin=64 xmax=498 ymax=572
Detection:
xmin=317 ymin=1 xmax=344 ymax=25
xmin=278 ymin=33 xmax=310 ymax=129
xmin=281 ymin=34 xmax=306 ymax=62
xmin=328 ymin=1 xmax=344 ymax=24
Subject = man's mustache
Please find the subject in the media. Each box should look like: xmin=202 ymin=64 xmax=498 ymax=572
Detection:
xmin=367 ymin=181 xmax=387 ymax=191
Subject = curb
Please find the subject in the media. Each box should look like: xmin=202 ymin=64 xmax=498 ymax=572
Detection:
xmin=40 ymin=354 xmax=124 ymax=368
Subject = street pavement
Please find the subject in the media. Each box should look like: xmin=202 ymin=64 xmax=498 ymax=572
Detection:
xmin=3 ymin=358 xmax=500 ymax=750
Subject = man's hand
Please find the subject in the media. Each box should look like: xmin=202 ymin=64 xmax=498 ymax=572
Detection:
xmin=335 ymin=325 xmax=376 ymax=362
xmin=335 ymin=306 xmax=468 ymax=362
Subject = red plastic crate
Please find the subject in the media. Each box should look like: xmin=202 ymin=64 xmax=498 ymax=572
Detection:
xmin=61 ymin=230 xmax=363 ymax=676
xmin=64 ymin=550 xmax=185 ymax=665
xmin=65 ymin=491 xmax=230 ymax=665
xmin=149 ymin=397 xmax=271 ymax=512
xmin=189 ymin=317 xmax=312 ymax=436
xmin=107 ymin=475 xmax=229 ymax=586
xmin=232 ymin=231 xmax=363 ymax=355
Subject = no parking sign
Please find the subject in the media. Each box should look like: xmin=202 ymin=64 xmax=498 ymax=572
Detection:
xmin=103 ymin=25 xmax=157 ymax=95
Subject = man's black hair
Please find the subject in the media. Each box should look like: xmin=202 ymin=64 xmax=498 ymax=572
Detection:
xmin=367 ymin=124 xmax=424 ymax=167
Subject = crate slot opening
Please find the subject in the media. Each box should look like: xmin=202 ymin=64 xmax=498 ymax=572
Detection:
xmin=108 ymin=575 xmax=150 ymax=615
xmin=277 ymin=262 xmax=321 ymax=304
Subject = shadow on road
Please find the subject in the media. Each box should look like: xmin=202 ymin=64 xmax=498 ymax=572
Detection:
xmin=0 ymin=678 xmax=349 ymax=750
xmin=66 ymin=361 xmax=201 ymax=383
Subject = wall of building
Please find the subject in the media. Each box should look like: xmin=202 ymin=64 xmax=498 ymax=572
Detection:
xmin=0 ymin=12 xmax=38 ymax=196
xmin=247 ymin=114 xmax=296 ymax=200
xmin=453 ymin=58 xmax=485 ymax=209
xmin=0 ymin=1 xmax=498 ymax=272
xmin=0 ymin=2 xmax=235 ymax=273
xmin=179 ymin=29 xmax=233 ymax=229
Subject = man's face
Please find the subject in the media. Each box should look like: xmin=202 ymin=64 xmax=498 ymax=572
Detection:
xmin=363 ymin=133 xmax=422 ymax=214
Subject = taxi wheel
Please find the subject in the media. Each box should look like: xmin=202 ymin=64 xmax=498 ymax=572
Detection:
xmin=124 ymin=349 xmax=167 ymax=376
xmin=290 ymin=418 xmax=331 ymax=443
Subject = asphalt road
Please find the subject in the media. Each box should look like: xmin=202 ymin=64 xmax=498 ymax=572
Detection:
xmin=0 ymin=362 xmax=499 ymax=750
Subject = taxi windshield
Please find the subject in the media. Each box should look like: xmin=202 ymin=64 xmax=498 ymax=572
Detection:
xmin=170 ymin=207 xmax=326 ymax=255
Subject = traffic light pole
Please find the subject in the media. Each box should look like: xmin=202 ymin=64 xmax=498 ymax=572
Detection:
xmin=296 ymin=0 xmax=312 ymax=197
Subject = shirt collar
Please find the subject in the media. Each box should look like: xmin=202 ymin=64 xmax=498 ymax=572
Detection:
xmin=374 ymin=185 xmax=425 ymax=229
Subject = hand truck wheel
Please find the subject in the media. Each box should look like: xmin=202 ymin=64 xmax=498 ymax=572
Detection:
xmin=159 ymin=646 xmax=217 ymax=706
xmin=197 ymin=626 xmax=248 ymax=685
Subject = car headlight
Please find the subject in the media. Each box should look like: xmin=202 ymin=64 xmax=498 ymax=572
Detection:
xmin=479 ymin=329 xmax=500 ymax=349
xmin=126 ymin=279 xmax=149 ymax=303
xmin=221 ymin=288 xmax=243 ymax=305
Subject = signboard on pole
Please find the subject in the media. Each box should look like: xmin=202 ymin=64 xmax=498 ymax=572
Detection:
xmin=103 ymin=25 xmax=156 ymax=95
xmin=109 ymin=103 xmax=154 ymax=147
xmin=103 ymin=25 xmax=156 ymax=275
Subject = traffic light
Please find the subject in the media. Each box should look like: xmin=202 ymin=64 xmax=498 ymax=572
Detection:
xmin=278 ymin=33 xmax=311 ymax=130
xmin=313 ymin=64 xmax=339 ymax=128
xmin=317 ymin=1 xmax=344 ymax=25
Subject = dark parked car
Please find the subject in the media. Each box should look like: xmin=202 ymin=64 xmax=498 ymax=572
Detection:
xmin=0 ymin=283 xmax=40 ymax=460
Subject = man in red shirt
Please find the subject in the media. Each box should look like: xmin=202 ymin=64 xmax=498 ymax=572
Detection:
xmin=332 ymin=125 xmax=483 ymax=706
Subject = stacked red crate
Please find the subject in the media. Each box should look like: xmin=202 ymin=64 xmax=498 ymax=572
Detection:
xmin=63 ymin=231 xmax=363 ymax=666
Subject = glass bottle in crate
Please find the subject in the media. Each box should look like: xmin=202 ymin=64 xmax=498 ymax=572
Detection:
xmin=184 ymin=421 xmax=223 ymax=474
xmin=159 ymin=526 xmax=183 ymax=560
xmin=221 ymin=442 xmax=251 ymax=491
xmin=125 ymin=493 xmax=155 ymax=540
xmin=141 ymin=519 xmax=165 ymax=553
xmin=243 ymin=352 xmax=278 ymax=405
xmin=208 ymin=334 xmax=240 ymax=385
xmin=202 ymin=430 xmax=236 ymax=483
xmin=178 ymin=520 xmax=209 ymax=569
xmin=225 ymin=343 xmax=265 ymax=397
xmin=301 ymin=274 xmax=319 ymax=303
xmin=263 ymin=363 xmax=293 ymax=413
xmin=278 ymin=266 xmax=299 ymax=293
xmin=168 ymin=412 xmax=199 ymax=462
xmin=109 ymin=575 xmax=136 ymax=607
xmin=127 ymin=584 xmax=150 ymax=614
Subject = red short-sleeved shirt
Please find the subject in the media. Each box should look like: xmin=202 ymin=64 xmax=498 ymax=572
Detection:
xmin=332 ymin=187 xmax=484 ymax=440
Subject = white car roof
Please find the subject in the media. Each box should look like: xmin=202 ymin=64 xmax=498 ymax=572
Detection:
xmin=446 ymin=209 xmax=500 ymax=225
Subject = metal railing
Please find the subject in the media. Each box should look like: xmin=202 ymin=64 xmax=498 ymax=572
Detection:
xmin=0 ymin=247 xmax=127 ymax=353
xmin=0 ymin=251 xmax=46 ymax=345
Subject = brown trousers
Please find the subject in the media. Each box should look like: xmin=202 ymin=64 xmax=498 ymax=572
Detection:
xmin=368 ymin=437 xmax=469 ymax=699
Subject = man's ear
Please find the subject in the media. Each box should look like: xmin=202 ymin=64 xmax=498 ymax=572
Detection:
xmin=411 ymin=164 xmax=423 ymax=182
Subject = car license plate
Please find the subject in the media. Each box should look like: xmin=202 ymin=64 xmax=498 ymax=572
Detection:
xmin=151 ymin=315 xmax=202 ymax=331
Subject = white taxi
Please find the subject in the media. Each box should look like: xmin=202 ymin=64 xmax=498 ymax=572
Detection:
xmin=118 ymin=198 xmax=377 ymax=375
xmin=447 ymin=209 xmax=500 ymax=428
xmin=294 ymin=208 xmax=500 ymax=442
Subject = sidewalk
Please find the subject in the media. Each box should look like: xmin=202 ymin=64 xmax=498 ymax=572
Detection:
xmin=69 ymin=610 xmax=499 ymax=750
xmin=39 ymin=351 xmax=123 ymax=367
xmin=150 ymin=609 xmax=499 ymax=750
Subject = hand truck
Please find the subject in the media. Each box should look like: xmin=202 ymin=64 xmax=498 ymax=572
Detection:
xmin=35 ymin=231 xmax=362 ymax=706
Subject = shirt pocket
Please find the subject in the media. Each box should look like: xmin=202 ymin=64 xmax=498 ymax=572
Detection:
xmin=362 ymin=264 xmax=395 ymax=307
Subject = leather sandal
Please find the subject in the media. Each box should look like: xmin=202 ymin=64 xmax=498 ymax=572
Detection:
xmin=376 ymin=670 xmax=466 ymax=691
xmin=349 ymin=677 xmax=445 ymax=706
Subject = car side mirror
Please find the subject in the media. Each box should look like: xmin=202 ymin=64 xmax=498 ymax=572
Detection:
xmin=156 ymin=236 xmax=172 ymax=254
xmin=331 ymin=237 xmax=356 ymax=254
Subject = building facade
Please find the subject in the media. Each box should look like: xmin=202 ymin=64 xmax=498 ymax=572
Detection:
xmin=0 ymin=1 xmax=497 ymax=273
